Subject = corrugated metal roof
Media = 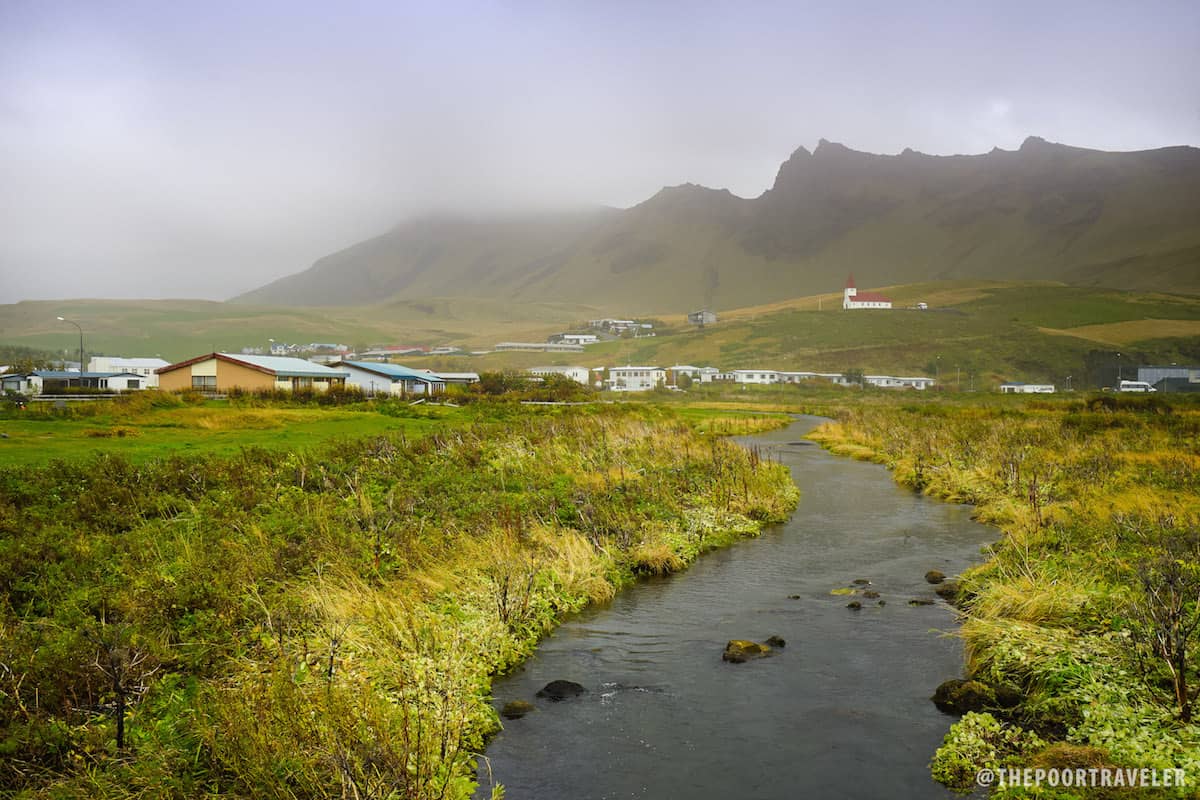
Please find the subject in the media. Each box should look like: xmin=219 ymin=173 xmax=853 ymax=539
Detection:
xmin=218 ymin=354 xmax=348 ymax=378
xmin=339 ymin=361 xmax=444 ymax=381
xmin=32 ymin=371 xmax=144 ymax=379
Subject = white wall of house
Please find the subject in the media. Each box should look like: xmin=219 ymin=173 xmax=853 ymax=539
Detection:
xmin=608 ymin=367 xmax=665 ymax=391
xmin=1000 ymin=383 xmax=1055 ymax=394
xmin=731 ymin=370 xmax=779 ymax=384
xmin=88 ymin=357 xmax=169 ymax=387
xmin=529 ymin=366 xmax=591 ymax=385
xmin=341 ymin=364 xmax=404 ymax=395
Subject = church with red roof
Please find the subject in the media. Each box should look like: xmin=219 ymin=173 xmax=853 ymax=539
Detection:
xmin=842 ymin=274 xmax=892 ymax=309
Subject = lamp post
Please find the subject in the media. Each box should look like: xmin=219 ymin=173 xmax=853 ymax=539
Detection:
xmin=56 ymin=316 xmax=84 ymax=379
xmin=1065 ymin=375 xmax=1072 ymax=392
xmin=1116 ymin=352 xmax=1123 ymax=382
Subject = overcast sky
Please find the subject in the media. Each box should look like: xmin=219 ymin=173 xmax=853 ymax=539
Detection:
xmin=1 ymin=0 xmax=1197 ymax=303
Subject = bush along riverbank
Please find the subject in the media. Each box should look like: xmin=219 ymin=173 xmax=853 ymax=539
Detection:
xmin=0 ymin=406 xmax=797 ymax=799
xmin=810 ymin=395 xmax=1200 ymax=797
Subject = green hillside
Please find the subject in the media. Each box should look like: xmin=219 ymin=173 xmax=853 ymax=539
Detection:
xmin=2 ymin=283 xmax=1197 ymax=387
xmin=234 ymin=138 xmax=1200 ymax=311
xmin=409 ymin=283 xmax=1200 ymax=387
xmin=0 ymin=297 xmax=588 ymax=362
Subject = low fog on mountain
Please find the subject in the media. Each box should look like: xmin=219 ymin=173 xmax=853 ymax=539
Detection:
xmin=1 ymin=0 xmax=1197 ymax=303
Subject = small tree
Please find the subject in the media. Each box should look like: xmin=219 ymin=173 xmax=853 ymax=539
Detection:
xmin=1129 ymin=521 xmax=1200 ymax=723
xmin=677 ymin=372 xmax=693 ymax=390
xmin=843 ymin=368 xmax=865 ymax=388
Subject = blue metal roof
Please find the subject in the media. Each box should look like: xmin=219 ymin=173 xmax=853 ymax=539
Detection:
xmin=339 ymin=361 xmax=444 ymax=382
xmin=217 ymin=354 xmax=349 ymax=379
xmin=31 ymin=371 xmax=144 ymax=379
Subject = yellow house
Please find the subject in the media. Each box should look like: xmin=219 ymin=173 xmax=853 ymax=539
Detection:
xmin=157 ymin=353 xmax=349 ymax=392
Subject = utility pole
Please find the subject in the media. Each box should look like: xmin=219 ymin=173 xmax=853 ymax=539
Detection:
xmin=1066 ymin=375 xmax=1072 ymax=392
xmin=56 ymin=316 xmax=84 ymax=381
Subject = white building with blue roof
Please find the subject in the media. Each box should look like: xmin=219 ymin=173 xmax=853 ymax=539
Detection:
xmin=333 ymin=361 xmax=447 ymax=396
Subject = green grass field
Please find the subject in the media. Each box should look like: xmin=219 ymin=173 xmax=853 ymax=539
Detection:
xmin=0 ymin=400 xmax=460 ymax=466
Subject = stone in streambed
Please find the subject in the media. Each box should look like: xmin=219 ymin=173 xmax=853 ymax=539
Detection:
xmin=722 ymin=640 xmax=773 ymax=663
xmin=536 ymin=680 xmax=587 ymax=701
xmin=931 ymin=679 xmax=996 ymax=714
xmin=846 ymin=601 xmax=862 ymax=610
xmin=765 ymin=635 xmax=786 ymax=648
xmin=934 ymin=581 xmax=959 ymax=601
xmin=925 ymin=570 xmax=947 ymax=584
xmin=500 ymin=700 xmax=535 ymax=719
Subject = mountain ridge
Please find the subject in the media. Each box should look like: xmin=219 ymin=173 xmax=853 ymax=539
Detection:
xmin=233 ymin=137 xmax=1200 ymax=311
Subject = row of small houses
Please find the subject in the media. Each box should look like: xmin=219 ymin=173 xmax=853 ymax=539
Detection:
xmin=604 ymin=366 xmax=935 ymax=391
xmin=2 ymin=353 xmax=938 ymax=397
xmin=2 ymin=354 xmax=479 ymax=397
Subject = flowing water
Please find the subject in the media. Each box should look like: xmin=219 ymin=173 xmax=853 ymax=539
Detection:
xmin=475 ymin=416 xmax=996 ymax=799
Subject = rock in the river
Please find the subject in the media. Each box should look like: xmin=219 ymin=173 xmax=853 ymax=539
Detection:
xmin=908 ymin=598 xmax=935 ymax=606
xmin=925 ymin=570 xmax=947 ymax=584
xmin=852 ymin=578 xmax=872 ymax=585
xmin=862 ymin=590 xmax=880 ymax=599
xmin=846 ymin=601 xmax=863 ymax=610
xmin=722 ymin=640 xmax=773 ymax=663
xmin=931 ymin=679 xmax=996 ymax=714
xmin=765 ymin=635 xmax=786 ymax=648
xmin=787 ymin=594 xmax=802 ymax=600
xmin=934 ymin=581 xmax=959 ymax=601
xmin=535 ymin=680 xmax=587 ymax=701
xmin=500 ymin=700 xmax=536 ymax=719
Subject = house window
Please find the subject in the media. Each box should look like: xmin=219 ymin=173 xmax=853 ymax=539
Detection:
xmin=126 ymin=379 xmax=138 ymax=389
xmin=293 ymin=377 xmax=313 ymax=389
xmin=192 ymin=375 xmax=217 ymax=390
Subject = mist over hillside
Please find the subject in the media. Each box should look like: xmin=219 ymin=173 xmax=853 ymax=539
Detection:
xmin=235 ymin=137 xmax=1200 ymax=312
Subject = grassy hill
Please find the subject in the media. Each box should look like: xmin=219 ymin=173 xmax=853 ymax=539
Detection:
xmin=408 ymin=283 xmax=1200 ymax=387
xmin=233 ymin=138 xmax=1200 ymax=311
xmin=0 ymin=296 xmax=591 ymax=362
xmin=2 ymin=283 xmax=1197 ymax=387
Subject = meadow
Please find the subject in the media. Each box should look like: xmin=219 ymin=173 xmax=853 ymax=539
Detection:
xmin=0 ymin=399 xmax=797 ymax=798
xmin=809 ymin=393 xmax=1200 ymax=796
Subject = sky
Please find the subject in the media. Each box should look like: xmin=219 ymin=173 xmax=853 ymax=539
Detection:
xmin=1 ymin=0 xmax=1198 ymax=303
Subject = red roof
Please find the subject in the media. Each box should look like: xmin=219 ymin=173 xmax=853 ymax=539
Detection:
xmin=851 ymin=291 xmax=891 ymax=303
xmin=845 ymin=273 xmax=856 ymax=289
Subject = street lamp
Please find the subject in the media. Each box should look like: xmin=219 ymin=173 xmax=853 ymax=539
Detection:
xmin=56 ymin=316 xmax=84 ymax=376
xmin=1116 ymin=352 xmax=1123 ymax=382
xmin=1065 ymin=375 xmax=1072 ymax=392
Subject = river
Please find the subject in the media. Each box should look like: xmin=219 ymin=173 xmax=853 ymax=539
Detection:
xmin=475 ymin=416 xmax=996 ymax=799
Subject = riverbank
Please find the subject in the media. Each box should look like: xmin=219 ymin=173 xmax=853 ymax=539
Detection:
xmin=809 ymin=395 xmax=1200 ymax=796
xmin=0 ymin=405 xmax=796 ymax=798
xmin=474 ymin=416 xmax=999 ymax=798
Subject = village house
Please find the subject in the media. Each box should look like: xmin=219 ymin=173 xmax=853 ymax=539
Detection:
xmin=2 ymin=370 xmax=149 ymax=394
xmin=836 ymin=374 xmax=936 ymax=390
xmin=157 ymin=353 xmax=348 ymax=393
xmin=548 ymin=333 xmax=599 ymax=346
xmin=333 ymin=361 xmax=446 ymax=396
xmin=87 ymin=357 xmax=170 ymax=388
xmin=842 ymin=274 xmax=892 ymax=309
xmin=999 ymin=383 xmax=1056 ymax=394
xmin=731 ymin=369 xmax=780 ymax=384
xmin=494 ymin=341 xmax=585 ymax=353
xmin=434 ymin=372 xmax=480 ymax=385
xmin=528 ymin=366 xmax=591 ymax=385
xmin=607 ymin=366 xmax=666 ymax=392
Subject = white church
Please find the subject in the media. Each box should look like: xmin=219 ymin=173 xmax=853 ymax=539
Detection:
xmin=842 ymin=274 xmax=892 ymax=309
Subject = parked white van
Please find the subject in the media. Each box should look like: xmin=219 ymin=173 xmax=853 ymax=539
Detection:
xmin=1118 ymin=380 xmax=1157 ymax=393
